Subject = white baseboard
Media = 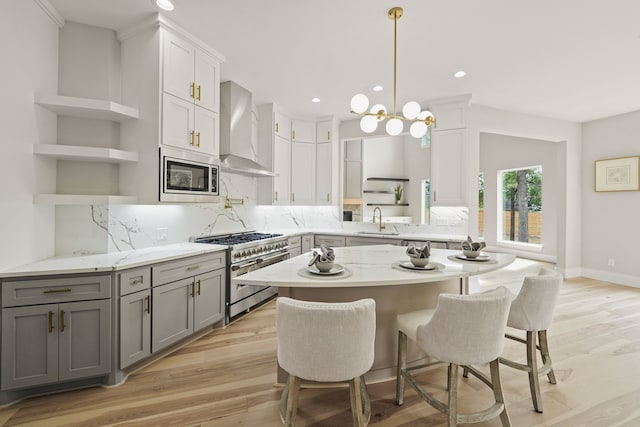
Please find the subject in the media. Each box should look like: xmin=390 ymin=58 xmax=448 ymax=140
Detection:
xmin=581 ymin=268 xmax=640 ymax=288
xmin=560 ymin=266 xmax=582 ymax=279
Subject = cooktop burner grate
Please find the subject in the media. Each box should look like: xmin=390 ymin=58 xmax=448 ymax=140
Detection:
xmin=197 ymin=232 xmax=283 ymax=246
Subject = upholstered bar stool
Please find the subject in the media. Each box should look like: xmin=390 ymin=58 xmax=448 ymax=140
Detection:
xmin=499 ymin=267 xmax=562 ymax=413
xmin=396 ymin=287 xmax=513 ymax=426
xmin=276 ymin=297 xmax=376 ymax=427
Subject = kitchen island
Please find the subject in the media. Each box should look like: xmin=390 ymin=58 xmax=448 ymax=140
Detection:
xmin=232 ymin=244 xmax=516 ymax=381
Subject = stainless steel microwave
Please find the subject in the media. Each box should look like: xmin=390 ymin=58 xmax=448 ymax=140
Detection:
xmin=160 ymin=147 xmax=219 ymax=203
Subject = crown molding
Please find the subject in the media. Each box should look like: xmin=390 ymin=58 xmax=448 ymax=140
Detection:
xmin=117 ymin=13 xmax=225 ymax=63
xmin=33 ymin=0 xmax=64 ymax=28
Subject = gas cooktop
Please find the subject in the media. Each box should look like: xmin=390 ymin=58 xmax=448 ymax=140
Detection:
xmin=195 ymin=232 xmax=283 ymax=246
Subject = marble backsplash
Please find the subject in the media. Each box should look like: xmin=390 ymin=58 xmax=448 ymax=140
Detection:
xmin=55 ymin=173 xmax=468 ymax=255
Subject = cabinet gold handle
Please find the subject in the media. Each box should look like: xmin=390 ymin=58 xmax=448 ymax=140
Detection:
xmin=191 ymin=282 xmax=195 ymax=298
xmin=190 ymin=131 xmax=195 ymax=146
xmin=275 ymin=122 xmax=279 ymax=133
xmin=131 ymin=277 xmax=143 ymax=285
xmin=196 ymin=131 xmax=201 ymax=147
xmin=197 ymin=280 xmax=201 ymax=296
xmin=43 ymin=288 xmax=71 ymax=294
xmin=196 ymin=85 xmax=201 ymax=101
xmin=292 ymin=192 xmax=295 ymax=202
xmin=60 ymin=310 xmax=66 ymax=332
xmin=48 ymin=311 xmax=54 ymax=333
xmin=190 ymin=82 xmax=195 ymax=98
xmin=433 ymin=191 xmax=436 ymax=202
xmin=186 ymin=264 xmax=201 ymax=271
xmin=327 ymin=193 xmax=330 ymax=201
xmin=292 ymin=130 xmax=296 ymax=140
xmin=327 ymin=131 xmax=331 ymax=140
xmin=275 ymin=191 xmax=278 ymax=201
xmin=145 ymin=295 xmax=151 ymax=314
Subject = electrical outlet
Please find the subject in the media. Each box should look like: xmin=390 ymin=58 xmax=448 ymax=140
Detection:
xmin=607 ymin=258 xmax=615 ymax=267
xmin=156 ymin=228 xmax=168 ymax=241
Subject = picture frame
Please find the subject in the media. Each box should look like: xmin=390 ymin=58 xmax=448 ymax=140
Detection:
xmin=594 ymin=156 xmax=640 ymax=192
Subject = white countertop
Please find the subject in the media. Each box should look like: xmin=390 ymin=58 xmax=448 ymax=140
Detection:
xmin=0 ymin=243 xmax=227 ymax=278
xmin=271 ymin=229 xmax=468 ymax=243
xmin=232 ymin=245 xmax=515 ymax=288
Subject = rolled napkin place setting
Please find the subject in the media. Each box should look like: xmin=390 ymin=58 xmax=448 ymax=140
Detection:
xmin=461 ymin=235 xmax=486 ymax=258
xmin=406 ymin=242 xmax=430 ymax=267
xmin=308 ymin=244 xmax=336 ymax=272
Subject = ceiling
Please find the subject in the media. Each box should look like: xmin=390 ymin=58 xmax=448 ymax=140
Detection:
xmin=48 ymin=0 xmax=640 ymax=123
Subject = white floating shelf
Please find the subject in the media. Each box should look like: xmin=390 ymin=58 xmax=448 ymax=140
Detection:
xmin=33 ymin=144 xmax=139 ymax=163
xmin=34 ymin=94 xmax=139 ymax=121
xmin=34 ymin=194 xmax=138 ymax=205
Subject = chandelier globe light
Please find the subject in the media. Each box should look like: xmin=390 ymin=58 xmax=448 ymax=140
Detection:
xmin=350 ymin=6 xmax=435 ymax=138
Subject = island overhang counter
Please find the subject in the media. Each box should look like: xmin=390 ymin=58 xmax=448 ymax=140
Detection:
xmin=232 ymin=244 xmax=516 ymax=382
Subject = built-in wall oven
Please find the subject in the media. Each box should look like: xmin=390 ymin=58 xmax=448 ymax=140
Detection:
xmin=160 ymin=146 xmax=219 ymax=203
xmin=194 ymin=232 xmax=289 ymax=323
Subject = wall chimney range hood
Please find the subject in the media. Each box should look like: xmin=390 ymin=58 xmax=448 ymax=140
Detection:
xmin=219 ymin=81 xmax=275 ymax=177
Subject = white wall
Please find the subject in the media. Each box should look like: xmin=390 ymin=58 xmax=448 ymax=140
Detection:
xmin=581 ymin=110 xmax=640 ymax=287
xmin=479 ymin=133 xmax=560 ymax=261
xmin=0 ymin=1 xmax=59 ymax=270
xmin=467 ymin=105 xmax=582 ymax=277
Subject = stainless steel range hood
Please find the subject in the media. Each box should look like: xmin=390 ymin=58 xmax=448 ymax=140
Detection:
xmin=219 ymin=81 xmax=275 ymax=177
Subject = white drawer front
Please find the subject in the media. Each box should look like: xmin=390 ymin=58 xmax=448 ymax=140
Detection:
xmin=152 ymin=252 xmax=226 ymax=287
xmin=118 ymin=267 xmax=151 ymax=296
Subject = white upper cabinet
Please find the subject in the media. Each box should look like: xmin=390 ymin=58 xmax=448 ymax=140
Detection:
xmin=315 ymin=140 xmax=332 ymax=204
xmin=291 ymin=120 xmax=316 ymax=143
xmin=273 ymin=135 xmax=291 ymax=205
xmin=316 ymin=120 xmax=332 ymax=143
xmin=431 ymin=129 xmax=466 ymax=207
xmin=161 ymin=30 xmax=220 ymax=156
xmin=162 ymin=31 xmax=219 ymax=113
xmin=291 ymin=141 xmax=316 ymax=204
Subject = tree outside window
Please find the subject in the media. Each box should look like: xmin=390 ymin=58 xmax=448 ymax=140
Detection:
xmin=499 ymin=167 xmax=542 ymax=244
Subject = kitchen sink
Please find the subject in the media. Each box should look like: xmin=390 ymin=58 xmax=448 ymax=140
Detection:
xmin=356 ymin=231 xmax=400 ymax=236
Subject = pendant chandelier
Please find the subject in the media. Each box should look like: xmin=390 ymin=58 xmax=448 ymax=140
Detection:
xmin=350 ymin=6 xmax=435 ymax=138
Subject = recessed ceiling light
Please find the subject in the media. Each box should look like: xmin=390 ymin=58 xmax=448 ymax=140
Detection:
xmin=311 ymin=98 xmax=320 ymax=103
xmin=154 ymin=0 xmax=175 ymax=11
xmin=372 ymin=85 xmax=383 ymax=92
xmin=454 ymin=70 xmax=467 ymax=78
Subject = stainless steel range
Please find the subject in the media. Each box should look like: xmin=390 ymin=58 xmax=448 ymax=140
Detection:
xmin=194 ymin=231 xmax=289 ymax=323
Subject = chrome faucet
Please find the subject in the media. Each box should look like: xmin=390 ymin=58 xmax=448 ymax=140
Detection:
xmin=372 ymin=207 xmax=385 ymax=232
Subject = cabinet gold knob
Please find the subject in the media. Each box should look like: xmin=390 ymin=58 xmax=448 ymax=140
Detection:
xmin=190 ymin=82 xmax=195 ymax=98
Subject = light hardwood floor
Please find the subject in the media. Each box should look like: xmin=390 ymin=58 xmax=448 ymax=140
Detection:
xmin=2 ymin=258 xmax=640 ymax=426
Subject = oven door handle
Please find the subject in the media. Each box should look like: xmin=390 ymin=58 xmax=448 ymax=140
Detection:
xmin=257 ymin=252 xmax=289 ymax=264
xmin=231 ymin=260 xmax=258 ymax=271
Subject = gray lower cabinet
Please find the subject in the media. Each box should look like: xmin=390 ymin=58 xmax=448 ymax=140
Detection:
xmin=119 ymin=289 xmax=151 ymax=369
xmin=345 ymin=236 xmax=401 ymax=246
xmin=301 ymin=234 xmax=313 ymax=253
xmin=151 ymin=252 xmax=225 ymax=353
xmin=288 ymin=236 xmax=302 ymax=257
xmin=1 ymin=299 xmax=111 ymax=391
xmin=314 ymin=234 xmax=346 ymax=247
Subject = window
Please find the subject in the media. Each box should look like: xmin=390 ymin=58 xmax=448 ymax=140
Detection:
xmin=497 ymin=166 xmax=542 ymax=245
xmin=421 ymin=179 xmax=430 ymax=224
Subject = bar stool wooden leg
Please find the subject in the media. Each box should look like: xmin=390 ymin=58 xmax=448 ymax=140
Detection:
xmin=538 ymin=330 xmax=556 ymax=384
xmin=281 ymin=375 xmax=301 ymax=426
xmin=349 ymin=376 xmax=370 ymax=427
xmin=526 ymin=331 xmax=543 ymax=413
xmin=396 ymin=331 xmax=407 ymax=405
xmin=489 ymin=359 xmax=512 ymax=427
xmin=447 ymin=363 xmax=459 ymax=426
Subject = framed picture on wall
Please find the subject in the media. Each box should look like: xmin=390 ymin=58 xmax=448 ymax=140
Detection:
xmin=594 ymin=156 xmax=640 ymax=192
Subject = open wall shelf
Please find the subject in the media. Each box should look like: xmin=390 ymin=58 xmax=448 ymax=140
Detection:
xmin=35 ymin=94 xmax=139 ymax=121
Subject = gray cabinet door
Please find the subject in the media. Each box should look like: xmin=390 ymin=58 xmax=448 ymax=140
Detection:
xmin=1 ymin=304 xmax=58 ymax=390
xmin=193 ymin=269 xmax=224 ymax=332
xmin=120 ymin=289 xmax=151 ymax=369
xmin=152 ymin=278 xmax=194 ymax=352
xmin=58 ymin=299 xmax=111 ymax=381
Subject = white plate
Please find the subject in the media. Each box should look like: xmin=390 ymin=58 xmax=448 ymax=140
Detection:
xmin=398 ymin=261 xmax=443 ymax=271
xmin=455 ymin=254 xmax=491 ymax=262
xmin=306 ymin=264 xmax=346 ymax=275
